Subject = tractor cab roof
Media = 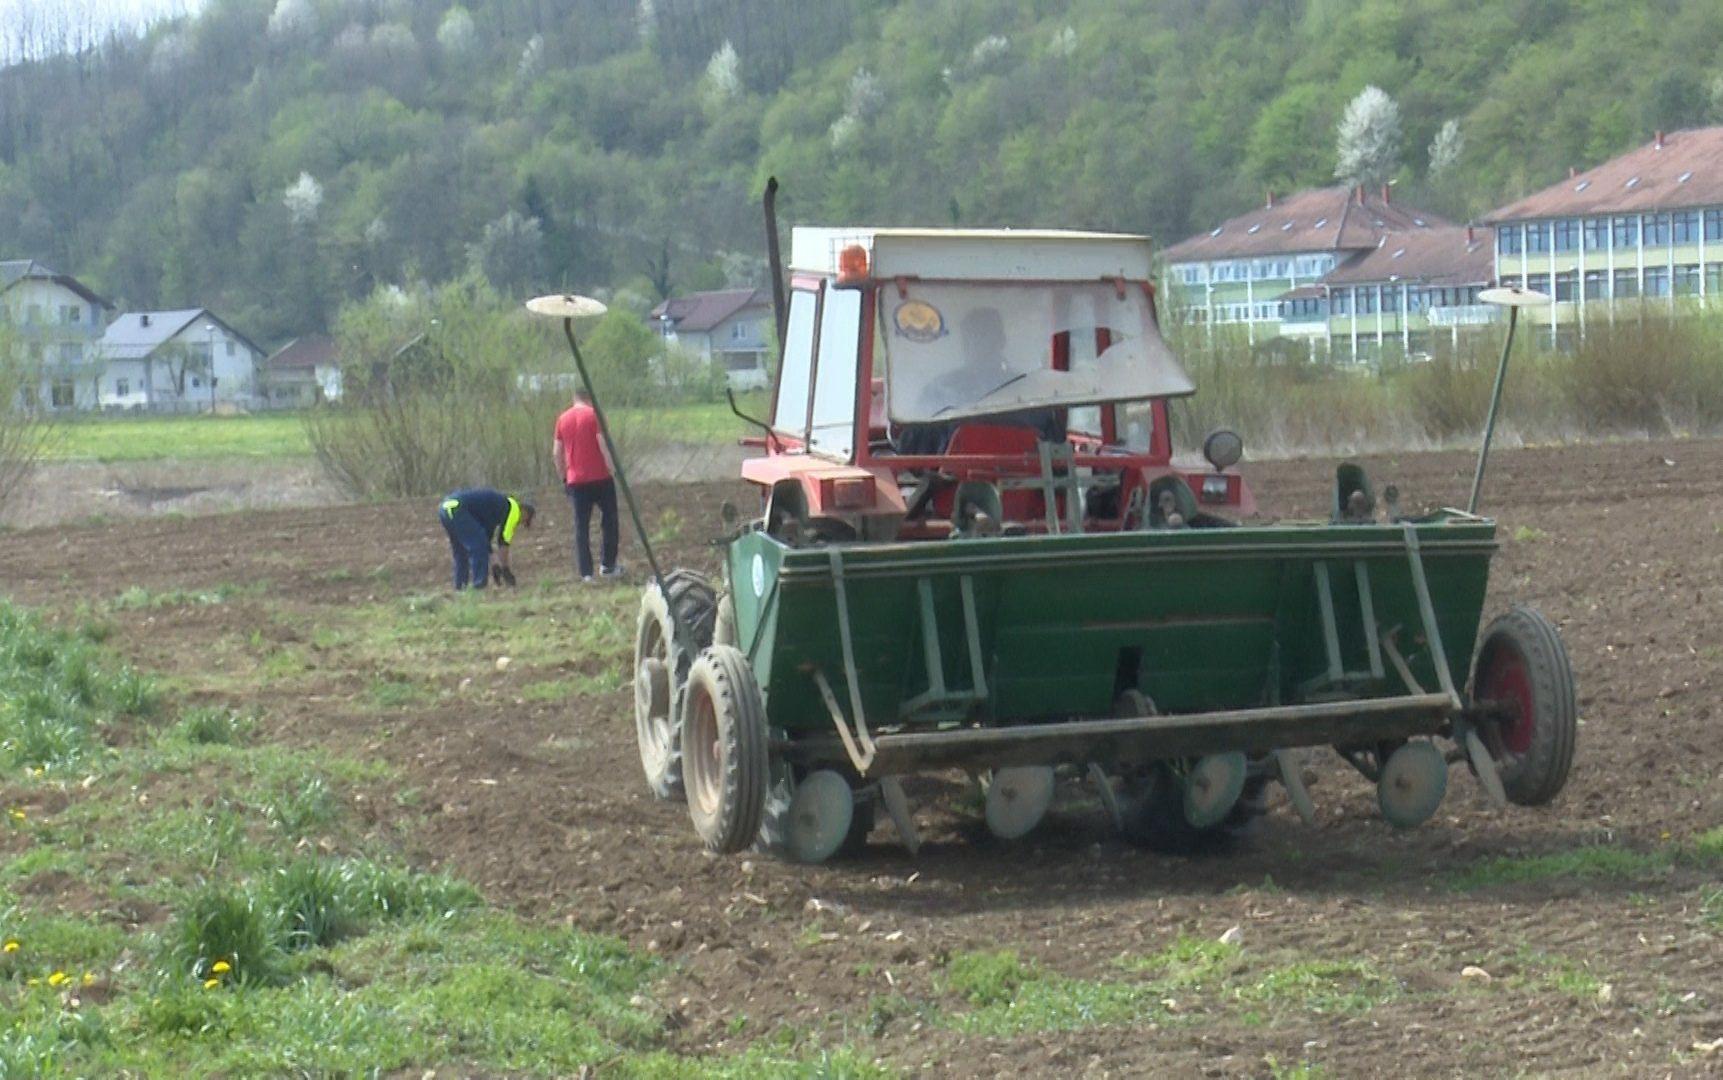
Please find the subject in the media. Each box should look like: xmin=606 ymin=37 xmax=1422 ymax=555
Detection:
xmin=790 ymin=227 xmax=1156 ymax=283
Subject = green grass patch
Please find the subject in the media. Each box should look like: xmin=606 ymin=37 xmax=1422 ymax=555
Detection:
xmin=46 ymin=414 xmax=314 ymax=463
xmin=111 ymin=583 xmax=265 ymax=611
xmin=942 ymin=950 xmax=1159 ymax=1035
xmin=1118 ymin=935 xmax=1242 ymax=987
xmin=1238 ymin=959 xmax=1397 ymax=1014
xmin=1450 ymin=845 xmax=1667 ymax=890
xmin=0 ymin=603 xmax=158 ymax=773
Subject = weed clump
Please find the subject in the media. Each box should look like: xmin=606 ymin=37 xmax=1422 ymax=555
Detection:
xmin=0 ymin=602 xmax=159 ymax=772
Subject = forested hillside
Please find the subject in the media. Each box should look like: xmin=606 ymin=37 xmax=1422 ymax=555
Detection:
xmin=5 ymin=0 xmax=1723 ymax=344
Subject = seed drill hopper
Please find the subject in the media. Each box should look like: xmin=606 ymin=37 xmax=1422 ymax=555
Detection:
xmin=533 ymin=193 xmax=1576 ymax=864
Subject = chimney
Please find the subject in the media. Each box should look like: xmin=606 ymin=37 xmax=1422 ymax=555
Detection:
xmin=1265 ymin=190 xmax=1276 ymax=209
xmin=1655 ymin=130 xmax=1665 ymax=149
xmin=140 ymin=314 xmax=150 ymax=327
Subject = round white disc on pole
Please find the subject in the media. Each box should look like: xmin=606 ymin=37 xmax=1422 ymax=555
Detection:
xmin=526 ymin=294 xmax=609 ymax=319
xmin=984 ymin=765 xmax=1055 ymax=840
xmin=1479 ymin=286 xmax=1551 ymax=308
xmin=784 ymin=769 xmax=854 ymax=864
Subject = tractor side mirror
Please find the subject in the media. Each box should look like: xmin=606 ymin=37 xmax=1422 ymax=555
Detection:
xmin=1203 ymin=429 xmax=1244 ymax=472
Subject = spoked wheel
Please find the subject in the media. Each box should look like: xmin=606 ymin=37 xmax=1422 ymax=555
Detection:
xmin=632 ymin=571 xmax=716 ymax=800
xmin=1470 ymin=606 xmax=1577 ymax=806
xmin=681 ymin=645 xmax=769 ymax=853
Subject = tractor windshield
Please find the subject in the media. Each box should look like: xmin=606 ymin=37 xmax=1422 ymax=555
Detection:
xmin=878 ymin=282 xmax=1193 ymax=424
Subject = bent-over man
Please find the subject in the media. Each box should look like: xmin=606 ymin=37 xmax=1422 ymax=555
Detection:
xmin=437 ymin=487 xmax=534 ymax=590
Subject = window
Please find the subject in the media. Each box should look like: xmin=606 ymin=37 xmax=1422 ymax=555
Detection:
xmin=1554 ymin=271 xmax=1577 ymax=302
xmin=1583 ymin=217 xmax=1609 ymax=251
xmin=26 ymin=303 xmax=41 ymax=324
xmin=1333 ymin=291 xmax=1351 ymax=316
xmin=1407 ymin=289 xmax=1427 ymax=313
xmin=1675 ymin=265 xmax=1700 ymax=296
xmin=723 ymin=352 xmax=761 ymax=372
xmin=1584 ymin=270 xmax=1607 ymax=300
xmin=59 ymin=343 xmax=82 ymax=364
xmin=1614 ymin=268 xmax=1640 ymax=298
xmin=1707 ymin=210 xmax=1723 ymax=243
xmin=1674 ymin=211 xmax=1700 ymax=244
xmin=1358 ymin=289 xmax=1377 ymax=315
xmin=1643 ymin=266 xmax=1670 ymax=297
xmin=1709 ymin=263 xmax=1723 ymax=296
xmin=226 ymin=340 xmax=236 ymax=356
xmin=1498 ymin=228 xmax=1523 ymax=255
xmin=1644 ymin=213 xmax=1670 ymax=246
xmin=1553 ymin=219 xmax=1579 ymax=253
xmin=50 ymin=380 xmax=74 ymax=408
xmin=1613 ymin=216 xmax=1639 ymax=249
xmin=1525 ymin=273 xmax=1550 ymax=295
xmin=1525 ymin=222 xmax=1550 ymax=254
xmin=771 ymin=289 xmax=818 ymax=435
xmin=116 ymin=378 xmax=130 ymax=397
xmin=808 ymin=286 xmax=862 ymax=459
xmin=62 ymin=304 xmax=81 ymax=324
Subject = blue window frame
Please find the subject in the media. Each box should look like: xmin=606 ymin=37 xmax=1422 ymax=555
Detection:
xmin=1498 ymin=227 xmax=1522 ymax=255
xmin=1644 ymin=213 xmax=1671 ymax=246
xmin=1613 ymin=216 xmax=1639 ymax=248
xmin=1706 ymin=209 xmax=1723 ymax=242
xmin=1525 ymin=222 xmax=1550 ymax=254
xmin=1553 ymin=219 xmax=1579 ymax=253
xmin=1673 ymin=211 xmax=1700 ymax=244
xmin=1583 ymin=217 xmax=1609 ymax=251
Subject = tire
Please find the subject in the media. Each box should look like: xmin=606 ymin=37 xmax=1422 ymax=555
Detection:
xmin=632 ymin=570 xmax=716 ymax=800
xmin=681 ymin=645 xmax=770 ymax=854
xmin=1471 ymin=606 xmax=1577 ymax=806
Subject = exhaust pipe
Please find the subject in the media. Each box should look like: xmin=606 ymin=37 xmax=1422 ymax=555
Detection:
xmin=763 ymin=177 xmax=788 ymax=343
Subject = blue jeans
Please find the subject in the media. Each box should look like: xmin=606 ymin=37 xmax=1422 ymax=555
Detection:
xmin=566 ymin=478 xmax=618 ymax=578
xmin=439 ymin=504 xmax=491 ymax=590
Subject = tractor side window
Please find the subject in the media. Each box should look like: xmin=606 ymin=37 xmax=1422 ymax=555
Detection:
xmin=808 ymin=286 xmax=862 ymax=460
xmin=772 ymin=289 xmax=818 ymax=436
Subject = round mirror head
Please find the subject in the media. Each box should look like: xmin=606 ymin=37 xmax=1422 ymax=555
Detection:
xmin=526 ymin=294 xmax=608 ymax=319
xmin=1203 ymin=429 xmax=1244 ymax=472
xmin=1478 ymin=286 xmax=1551 ymax=309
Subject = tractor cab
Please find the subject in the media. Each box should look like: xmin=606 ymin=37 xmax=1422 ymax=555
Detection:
xmin=742 ymin=228 xmax=1254 ymax=544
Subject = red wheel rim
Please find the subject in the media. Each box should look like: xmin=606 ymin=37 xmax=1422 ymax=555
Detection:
xmin=1478 ymin=642 xmax=1534 ymax=755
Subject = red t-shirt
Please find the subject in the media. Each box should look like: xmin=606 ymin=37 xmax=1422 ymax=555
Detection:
xmin=556 ymin=404 xmax=610 ymax=485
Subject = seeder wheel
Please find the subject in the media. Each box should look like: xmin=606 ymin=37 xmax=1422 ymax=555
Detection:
xmin=1471 ymin=606 xmax=1577 ymax=806
xmin=1183 ymin=752 xmax=1247 ymax=829
xmin=1377 ymin=740 xmax=1448 ymax=829
xmin=681 ymin=645 xmax=768 ymax=853
xmin=984 ymin=766 xmax=1055 ymax=840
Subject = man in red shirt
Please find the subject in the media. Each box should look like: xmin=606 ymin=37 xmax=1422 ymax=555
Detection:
xmin=553 ymin=388 xmax=621 ymax=582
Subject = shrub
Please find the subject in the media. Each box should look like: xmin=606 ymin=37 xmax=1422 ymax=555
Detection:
xmin=168 ymin=885 xmax=287 ymax=987
xmin=0 ymin=332 xmax=56 ymax=517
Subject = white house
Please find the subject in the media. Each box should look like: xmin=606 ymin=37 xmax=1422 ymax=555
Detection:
xmin=97 ymin=309 xmax=266 ymax=411
xmin=0 ymin=259 xmax=113 ymax=411
xmin=260 ymin=335 xmax=343 ymax=406
xmin=649 ymin=288 xmax=774 ymax=389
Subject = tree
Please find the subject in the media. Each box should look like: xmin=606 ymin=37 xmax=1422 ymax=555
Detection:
xmin=1427 ymin=119 xmax=1463 ymax=179
xmin=467 ymin=211 xmax=545 ymax=297
xmin=266 ymin=0 xmax=316 ymax=42
xmin=283 ymin=172 xmax=323 ymax=226
xmin=1335 ymin=85 xmax=1402 ymax=187
xmin=437 ymin=6 xmax=477 ymax=57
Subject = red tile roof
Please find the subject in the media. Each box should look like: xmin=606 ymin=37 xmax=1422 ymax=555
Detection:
xmin=1161 ymin=186 xmax=1449 ymax=262
xmin=649 ymin=288 xmax=770 ymax=334
xmin=266 ymin=335 xmax=337 ymax=371
xmin=1320 ymin=226 xmax=1495 ymax=287
xmin=1483 ymin=126 xmax=1723 ymax=222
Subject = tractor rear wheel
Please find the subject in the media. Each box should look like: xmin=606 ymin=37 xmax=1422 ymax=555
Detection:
xmin=1471 ymin=606 xmax=1577 ymax=806
xmin=633 ymin=571 xmax=717 ymax=800
xmin=681 ymin=645 xmax=769 ymax=853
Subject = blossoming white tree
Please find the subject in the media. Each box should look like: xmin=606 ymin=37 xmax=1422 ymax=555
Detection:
xmin=1335 ymin=85 xmax=1402 ymax=187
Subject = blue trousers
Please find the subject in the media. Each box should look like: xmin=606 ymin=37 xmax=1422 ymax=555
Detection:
xmin=440 ymin=506 xmax=491 ymax=590
xmin=566 ymin=478 xmax=619 ymax=578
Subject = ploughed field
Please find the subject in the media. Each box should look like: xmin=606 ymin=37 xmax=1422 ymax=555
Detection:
xmin=4 ymin=439 xmax=1721 ymax=1077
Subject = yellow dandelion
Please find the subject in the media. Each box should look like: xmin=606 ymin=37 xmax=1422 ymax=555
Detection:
xmin=82 ymin=972 xmax=95 ymax=986
xmin=48 ymin=971 xmax=68 ymax=987
xmin=26 ymin=977 xmax=40 ymax=987
xmin=2 ymin=940 xmax=18 ymax=953
xmin=211 ymin=960 xmax=232 ymax=974
xmin=203 ymin=977 xmax=220 ymax=990
xmin=7 ymin=809 xmax=23 ymax=822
